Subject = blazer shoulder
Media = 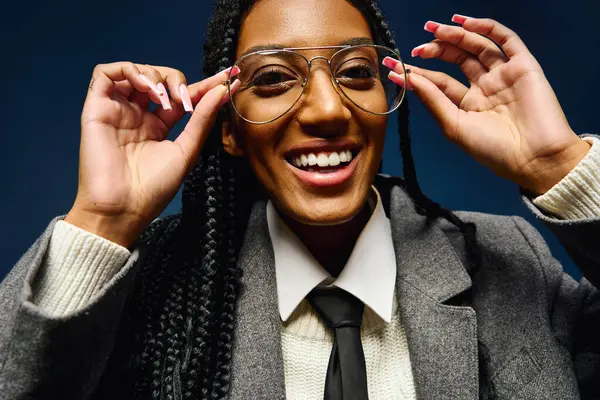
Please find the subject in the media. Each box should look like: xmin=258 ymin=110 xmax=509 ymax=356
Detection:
xmin=374 ymin=173 xmax=549 ymax=262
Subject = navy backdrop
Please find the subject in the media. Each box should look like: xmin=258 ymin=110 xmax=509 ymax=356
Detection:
xmin=1 ymin=0 xmax=599 ymax=280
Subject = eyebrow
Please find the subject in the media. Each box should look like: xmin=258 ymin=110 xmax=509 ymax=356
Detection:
xmin=239 ymin=37 xmax=375 ymax=58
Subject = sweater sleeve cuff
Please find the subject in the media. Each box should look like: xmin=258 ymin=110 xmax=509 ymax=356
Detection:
xmin=532 ymin=136 xmax=600 ymax=220
xmin=32 ymin=219 xmax=131 ymax=317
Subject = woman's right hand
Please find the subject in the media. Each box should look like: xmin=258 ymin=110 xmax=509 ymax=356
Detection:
xmin=64 ymin=62 xmax=240 ymax=248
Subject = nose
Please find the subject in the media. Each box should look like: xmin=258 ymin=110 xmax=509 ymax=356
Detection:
xmin=296 ymin=58 xmax=351 ymax=136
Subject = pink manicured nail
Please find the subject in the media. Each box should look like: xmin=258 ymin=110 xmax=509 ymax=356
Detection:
xmin=220 ymin=80 xmax=241 ymax=107
xmin=179 ymin=84 xmax=193 ymax=112
xmin=217 ymin=66 xmax=241 ymax=80
xmin=139 ymin=74 xmax=163 ymax=97
xmin=452 ymin=14 xmax=469 ymax=24
xmin=424 ymin=21 xmax=441 ymax=33
xmin=156 ymin=82 xmax=172 ymax=110
xmin=411 ymin=44 xmax=428 ymax=57
xmin=230 ymin=65 xmax=241 ymax=78
xmin=382 ymin=56 xmax=400 ymax=69
xmin=388 ymin=71 xmax=414 ymax=91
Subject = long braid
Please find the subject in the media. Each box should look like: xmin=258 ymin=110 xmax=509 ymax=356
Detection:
xmin=127 ymin=1 xmax=495 ymax=399
xmin=132 ymin=215 xmax=181 ymax=399
xmin=363 ymin=1 xmax=495 ymax=398
xmin=128 ymin=1 xmax=253 ymax=398
xmin=208 ymin=9 xmax=247 ymax=396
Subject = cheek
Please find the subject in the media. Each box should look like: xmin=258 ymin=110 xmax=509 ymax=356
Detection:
xmin=232 ymin=117 xmax=288 ymax=178
xmin=233 ymin=87 xmax=302 ymax=125
xmin=362 ymin=114 xmax=388 ymax=153
xmin=344 ymin=85 xmax=389 ymax=115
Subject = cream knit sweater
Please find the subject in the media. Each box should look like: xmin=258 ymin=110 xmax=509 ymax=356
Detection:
xmin=30 ymin=137 xmax=600 ymax=399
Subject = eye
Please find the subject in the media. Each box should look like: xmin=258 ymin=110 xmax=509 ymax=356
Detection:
xmin=249 ymin=67 xmax=297 ymax=87
xmin=246 ymin=66 xmax=300 ymax=97
xmin=338 ymin=64 xmax=377 ymax=79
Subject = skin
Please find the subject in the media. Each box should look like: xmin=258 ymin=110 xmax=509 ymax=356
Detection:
xmin=391 ymin=17 xmax=591 ymax=196
xmin=222 ymin=0 xmax=388 ymax=276
xmin=64 ymin=2 xmax=590 ymax=275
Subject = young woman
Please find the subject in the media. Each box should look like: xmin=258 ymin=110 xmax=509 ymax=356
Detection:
xmin=1 ymin=0 xmax=599 ymax=399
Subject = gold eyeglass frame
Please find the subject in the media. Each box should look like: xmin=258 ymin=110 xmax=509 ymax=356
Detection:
xmin=221 ymin=44 xmax=411 ymax=125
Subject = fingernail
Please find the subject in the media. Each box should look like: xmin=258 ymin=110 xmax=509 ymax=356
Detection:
xmin=139 ymin=74 xmax=163 ymax=97
xmin=388 ymin=71 xmax=414 ymax=91
xmin=452 ymin=14 xmax=470 ymax=24
xmin=179 ymin=84 xmax=193 ymax=112
xmin=220 ymin=80 xmax=241 ymax=107
xmin=156 ymin=82 xmax=172 ymax=110
xmin=230 ymin=66 xmax=241 ymax=78
xmin=424 ymin=20 xmax=441 ymax=33
xmin=411 ymin=44 xmax=428 ymax=57
xmin=217 ymin=66 xmax=241 ymax=79
xmin=382 ymin=56 xmax=400 ymax=69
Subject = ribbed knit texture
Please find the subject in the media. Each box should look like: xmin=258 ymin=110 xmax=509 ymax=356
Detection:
xmin=31 ymin=219 xmax=130 ymax=317
xmin=281 ymin=292 xmax=416 ymax=399
xmin=533 ymin=137 xmax=600 ymax=219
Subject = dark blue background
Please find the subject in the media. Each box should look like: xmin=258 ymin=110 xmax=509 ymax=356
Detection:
xmin=2 ymin=0 xmax=599 ymax=280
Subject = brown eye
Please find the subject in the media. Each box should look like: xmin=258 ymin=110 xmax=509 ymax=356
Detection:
xmin=247 ymin=67 xmax=299 ymax=97
xmin=339 ymin=65 xmax=376 ymax=79
xmin=249 ymin=67 xmax=297 ymax=87
xmin=252 ymin=71 xmax=293 ymax=86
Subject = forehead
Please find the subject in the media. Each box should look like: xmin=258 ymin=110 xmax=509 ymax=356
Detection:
xmin=236 ymin=0 xmax=373 ymax=58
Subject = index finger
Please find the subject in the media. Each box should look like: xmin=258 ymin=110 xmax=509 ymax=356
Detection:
xmin=88 ymin=62 xmax=150 ymax=98
xmin=175 ymin=84 xmax=229 ymax=170
xmin=187 ymin=66 xmax=241 ymax=104
xmin=451 ymin=15 xmax=529 ymax=59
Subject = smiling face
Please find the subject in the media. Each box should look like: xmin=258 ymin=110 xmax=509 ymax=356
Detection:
xmin=222 ymin=0 xmax=388 ymax=225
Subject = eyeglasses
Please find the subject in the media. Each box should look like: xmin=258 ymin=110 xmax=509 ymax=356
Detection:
xmin=223 ymin=44 xmax=409 ymax=124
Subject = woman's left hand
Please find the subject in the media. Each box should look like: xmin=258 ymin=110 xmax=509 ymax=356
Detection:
xmin=386 ymin=15 xmax=591 ymax=196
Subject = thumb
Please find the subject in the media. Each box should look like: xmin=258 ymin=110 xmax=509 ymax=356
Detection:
xmin=174 ymin=83 xmax=229 ymax=168
xmin=406 ymin=71 xmax=461 ymax=134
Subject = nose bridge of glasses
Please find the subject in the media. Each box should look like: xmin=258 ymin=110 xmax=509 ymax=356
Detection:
xmin=307 ymin=55 xmax=332 ymax=66
xmin=305 ymin=55 xmax=334 ymax=79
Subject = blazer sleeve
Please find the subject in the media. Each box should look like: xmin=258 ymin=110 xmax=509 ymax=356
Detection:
xmin=515 ymin=201 xmax=600 ymax=398
xmin=0 ymin=215 xmax=147 ymax=399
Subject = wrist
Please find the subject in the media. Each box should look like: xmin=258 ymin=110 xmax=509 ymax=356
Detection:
xmin=64 ymin=207 xmax=147 ymax=248
xmin=521 ymin=137 xmax=592 ymax=196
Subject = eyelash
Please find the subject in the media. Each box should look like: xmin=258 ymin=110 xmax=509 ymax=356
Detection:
xmin=249 ymin=67 xmax=296 ymax=88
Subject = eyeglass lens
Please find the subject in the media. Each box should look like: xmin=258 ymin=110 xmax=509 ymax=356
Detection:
xmin=229 ymin=45 xmax=406 ymax=124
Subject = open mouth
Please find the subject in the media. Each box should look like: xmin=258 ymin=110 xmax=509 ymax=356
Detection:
xmin=285 ymin=149 xmax=359 ymax=173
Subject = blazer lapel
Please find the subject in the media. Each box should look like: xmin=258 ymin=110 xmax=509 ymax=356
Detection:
xmin=387 ymin=185 xmax=479 ymax=399
xmin=228 ymin=200 xmax=286 ymax=400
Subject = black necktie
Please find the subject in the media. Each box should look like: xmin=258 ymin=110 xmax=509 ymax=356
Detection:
xmin=307 ymin=287 xmax=369 ymax=400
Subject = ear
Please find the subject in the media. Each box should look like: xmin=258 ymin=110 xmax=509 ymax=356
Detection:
xmin=221 ymin=118 xmax=244 ymax=157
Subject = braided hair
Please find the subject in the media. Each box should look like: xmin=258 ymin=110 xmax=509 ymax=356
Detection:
xmin=125 ymin=0 xmax=496 ymax=399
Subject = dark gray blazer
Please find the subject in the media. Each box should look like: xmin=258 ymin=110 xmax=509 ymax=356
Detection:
xmin=1 ymin=174 xmax=599 ymax=399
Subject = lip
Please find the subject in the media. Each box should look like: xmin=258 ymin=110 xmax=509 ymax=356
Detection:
xmin=285 ymin=149 xmax=362 ymax=188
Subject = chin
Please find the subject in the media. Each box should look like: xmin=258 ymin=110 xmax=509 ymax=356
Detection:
xmin=275 ymin=190 xmax=368 ymax=227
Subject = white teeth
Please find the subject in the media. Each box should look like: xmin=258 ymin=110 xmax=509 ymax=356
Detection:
xmin=328 ymin=152 xmax=340 ymax=166
xmin=317 ymin=153 xmax=329 ymax=167
xmin=291 ymin=150 xmax=355 ymax=168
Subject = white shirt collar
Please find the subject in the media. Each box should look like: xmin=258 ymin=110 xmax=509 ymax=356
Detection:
xmin=266 ymin=187 xmax=397 ymax=323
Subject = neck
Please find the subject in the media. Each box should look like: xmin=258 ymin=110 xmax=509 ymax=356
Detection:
xmin=281 ymin=201 xmax=372 ymax=278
